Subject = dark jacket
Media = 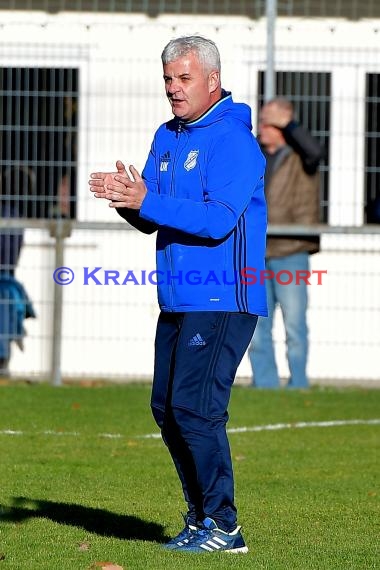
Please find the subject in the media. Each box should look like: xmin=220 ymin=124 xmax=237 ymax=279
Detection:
xmin=0 ymin=202 xmax=24 ymax=275
xmin=263 ymin=121 xmax=324 ymax=259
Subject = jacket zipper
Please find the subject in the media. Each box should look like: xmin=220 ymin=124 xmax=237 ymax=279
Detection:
xmin=167 ymin=120 xmax=185 ymax=309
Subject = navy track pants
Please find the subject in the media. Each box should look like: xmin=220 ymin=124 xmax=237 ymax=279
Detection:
xmin=150 ymin=310 xmax=257 ymax=532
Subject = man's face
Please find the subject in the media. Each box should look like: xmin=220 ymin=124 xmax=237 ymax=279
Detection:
xmin=163 ymin=51 xmax=219 ymax=122
xmin=258 ymin=103 xmax=286 ymax=150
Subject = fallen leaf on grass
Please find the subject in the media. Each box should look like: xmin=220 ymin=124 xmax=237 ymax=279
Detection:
xmin=78 ymin=541 xmax=90 ymax=551
xmin=79 ymin=380 xmax=98 ymax=387
xmin=88 ymin=562 xmax=124 ymax=570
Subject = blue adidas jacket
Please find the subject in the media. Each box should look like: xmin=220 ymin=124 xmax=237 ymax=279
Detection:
xmin=119 ymin=92 xmax=268 ymax=316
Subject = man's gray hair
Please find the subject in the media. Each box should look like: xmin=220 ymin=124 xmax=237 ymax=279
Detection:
xmin=161 ymin=35 xmax=221 ymax=75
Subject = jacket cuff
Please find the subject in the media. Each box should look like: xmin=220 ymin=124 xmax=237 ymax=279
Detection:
xmin=282 ymin=120 xmax=299 ymax=134
xmin=139 ymin=191 xmax=160 ymax=223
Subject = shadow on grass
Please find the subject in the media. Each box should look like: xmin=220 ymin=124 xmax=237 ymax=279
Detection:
xmin=0 ymin=497 xmax=170 ymax=542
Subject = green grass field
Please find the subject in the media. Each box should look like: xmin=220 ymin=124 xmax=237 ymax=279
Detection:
xmin=0 ymin=383 xmax=378 ymax=570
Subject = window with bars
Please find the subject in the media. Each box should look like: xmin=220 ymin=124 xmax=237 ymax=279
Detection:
xmin=0 ymin=67 xmax=78 ymax=220
xmin=0 ymin=0 xmax=379 ymax=19
xmin=258 ymin=71 xmax=331 ymax=223
xmin=365 ymin=74 xmax=380 ymax=224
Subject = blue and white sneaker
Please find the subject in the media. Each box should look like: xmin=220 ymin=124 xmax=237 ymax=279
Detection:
xmin=164 ymin=516 xmax=202 ymax=550
xmin=176 ymin=516 xmax=249 ymax=553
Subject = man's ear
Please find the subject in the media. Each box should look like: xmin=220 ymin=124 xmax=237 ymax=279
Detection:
xmin=208 ymin=70 xmax=220 ymax=93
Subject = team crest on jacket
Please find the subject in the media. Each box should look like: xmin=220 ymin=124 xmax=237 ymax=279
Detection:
xmin=184 ymin=150 xmax=199 ymax=171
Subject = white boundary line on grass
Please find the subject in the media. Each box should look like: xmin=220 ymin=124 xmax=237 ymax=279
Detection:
xmin=139 ymin=418 xmax=380 ymax=439
xmin=0 ymin=419 xmax=379 ymax=439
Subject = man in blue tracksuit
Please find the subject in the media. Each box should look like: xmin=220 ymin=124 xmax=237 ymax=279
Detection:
xmin=89 ymin=35 xmax=267 ymax=553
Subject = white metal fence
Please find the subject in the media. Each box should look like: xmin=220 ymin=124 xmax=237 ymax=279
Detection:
xmin=0 ymin=7 xmax=379 ymax=384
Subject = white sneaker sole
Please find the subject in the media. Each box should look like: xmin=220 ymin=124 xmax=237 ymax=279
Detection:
xmin=225 ymin=546 xmax=249 ymax=554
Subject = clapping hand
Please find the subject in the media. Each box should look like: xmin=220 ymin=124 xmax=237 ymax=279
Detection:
xmin=89 ymin=159 xmax=147 ymax=210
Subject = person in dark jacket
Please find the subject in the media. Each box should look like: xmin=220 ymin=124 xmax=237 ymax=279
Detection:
xmin=248 ymin=97 xmax=324 ymax=389
xmin=89 ymin=35 xmax=267 ymax=553
xmin=0 ymin=166 xmax=36 ymax=376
